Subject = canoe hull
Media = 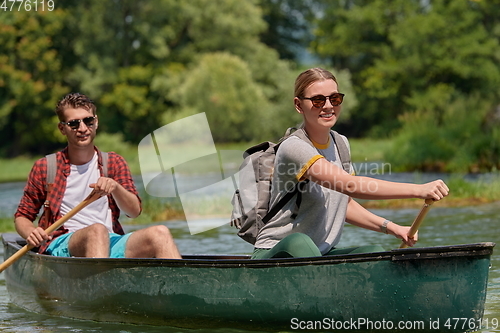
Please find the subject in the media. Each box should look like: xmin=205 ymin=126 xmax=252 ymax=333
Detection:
xmin=2 ymin=234 xmax=494 ymax=332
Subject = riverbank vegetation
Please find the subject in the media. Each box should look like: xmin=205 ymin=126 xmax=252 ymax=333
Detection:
xmin=1 ymin=173 xmax=498 ymax=233
xmin=1 ymin=137 xmax=499 ymax=230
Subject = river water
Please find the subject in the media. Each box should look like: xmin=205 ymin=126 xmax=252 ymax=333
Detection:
xmin=0 ymin=178 xmax=498 ymax=332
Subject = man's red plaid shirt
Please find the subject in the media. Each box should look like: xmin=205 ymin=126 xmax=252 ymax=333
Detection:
xmin=15 ymin=146 xmax=141 ymax=254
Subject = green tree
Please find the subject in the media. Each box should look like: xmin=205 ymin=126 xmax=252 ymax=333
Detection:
xmin=0 ymin=0 xmax=302 ymax=156
xmin=313 ymin=0 xmax=500 ymax=137
xmin=65 ymin=0 xmax=298 ymax=143
xmin=385 ymin=87 xmax=500 ymax=172
xmin=168 ymin=53 xmax=272 ymax=142
xmin=0 ymin=9 xmax=69 ymax=156
xmin=259 ymin=0 xmax=315 ymax=61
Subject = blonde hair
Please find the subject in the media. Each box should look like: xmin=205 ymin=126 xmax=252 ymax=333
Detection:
xmin=294 ymin=68 xmax=338 ymax=98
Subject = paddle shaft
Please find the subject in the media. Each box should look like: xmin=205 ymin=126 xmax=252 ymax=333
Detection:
xmin=399 ymin=199 xmax=434 ymax=249
xmin=0 ymin=190 xmax=102 ymax=273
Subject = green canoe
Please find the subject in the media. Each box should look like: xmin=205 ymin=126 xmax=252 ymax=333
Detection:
xmin=1 ymin=233 xmax=494 ymax=332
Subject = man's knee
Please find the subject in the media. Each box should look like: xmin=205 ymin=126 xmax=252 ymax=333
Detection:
xmin=72 ymin=223 xmax=108 ymax=239
xmin=69 ymin=223 xmax=110 ymax=257
xmin=146 ymin=225 xmax=174 ymax=239
xmin=84 ymin=223 xmax=109 ymax=236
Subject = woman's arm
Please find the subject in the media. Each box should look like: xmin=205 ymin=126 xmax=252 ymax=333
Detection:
xmin=345 ymin=198 xmax=417 ymax=247
xmin=305 ymin=158 xmax=449 ymax=201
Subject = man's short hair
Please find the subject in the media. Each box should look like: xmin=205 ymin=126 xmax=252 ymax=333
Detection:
xmin=55 ymin=93 xmax=96 ymax=121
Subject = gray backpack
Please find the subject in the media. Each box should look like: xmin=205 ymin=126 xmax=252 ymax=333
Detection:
xmin=230 ymin=128 xmax=351 ymax=244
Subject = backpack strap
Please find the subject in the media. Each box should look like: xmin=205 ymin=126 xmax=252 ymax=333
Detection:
xmin=43 ymin=151 xmax=109 ymax=221
xmin=330 ymin=130 xmax=352 ymax=173
xmin=45 ymin=153 xmax=57 ymax=192
xmin=43 ymin=153 xmax=57 ymax=223
xmin=260 ymin=129 xmax=311 ymax=224
xmin=260 ymin=128 xmax=352 ymax=225
xmin=101 ymin=151 xmax=109 ymax=177
xmin=46 ymin=151 xmax=109 ymax=186
xmin=262 ymin=181 xmax=305 ymax=224
xmin=284 ymin=127 xmax=352 ymax=172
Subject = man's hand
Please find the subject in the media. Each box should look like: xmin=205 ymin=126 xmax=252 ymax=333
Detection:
xmin=26 ymin=226 xmax=52 ymax=248
xmin=89 ymin=177 xmax=117 ymax=197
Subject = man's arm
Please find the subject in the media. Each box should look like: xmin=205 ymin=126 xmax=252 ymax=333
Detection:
xmin=15 ymin=216 xmax=52 ymax=247
xmin=90 ymin=177 xmax=141 ymax=218
xmin=14 ymin=157 xmax=51 ymax=247
xmin=91 ymin=152 xmax=141 ymax=218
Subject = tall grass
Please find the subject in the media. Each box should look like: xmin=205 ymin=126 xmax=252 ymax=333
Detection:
xmin=0 ymin=157 xmax=40 ymax=183
xmin=349 ymin=138 xmax=393 ymax=162
xmin=0 ymin=217 xmax=16 ymax=233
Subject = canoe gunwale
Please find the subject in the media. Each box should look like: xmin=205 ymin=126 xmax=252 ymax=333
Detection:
xmin=2 ymin=233 xmax=495 ymax=269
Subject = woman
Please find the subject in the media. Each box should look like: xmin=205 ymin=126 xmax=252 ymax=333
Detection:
xmin=252 ymin=68 xmax=449 ymax=259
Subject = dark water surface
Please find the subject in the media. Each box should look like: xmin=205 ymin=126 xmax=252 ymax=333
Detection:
xmin=0 ymin=179 xmax=498 ymax=332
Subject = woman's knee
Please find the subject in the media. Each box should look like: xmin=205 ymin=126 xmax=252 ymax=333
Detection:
xmin=282 ymin=233 xmax=315 ymax=248
xmin=272 ymin=233 xmax=321 ymax=258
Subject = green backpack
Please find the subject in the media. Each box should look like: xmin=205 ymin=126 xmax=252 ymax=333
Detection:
xmin=230 ymin=128 xmax=351 ymax=244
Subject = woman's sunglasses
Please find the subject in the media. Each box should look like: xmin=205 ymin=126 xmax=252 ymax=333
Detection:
xmin=60 ymin=116 xmax=96 ymax=130
xmin=301 ymin=93 xmax=345 ymax=108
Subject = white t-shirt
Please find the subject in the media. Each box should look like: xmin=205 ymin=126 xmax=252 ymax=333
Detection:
xmin=254 ymin=134 xmax=353 ymax=254
xmin=61 ymin=152 xmax=113 ymax=233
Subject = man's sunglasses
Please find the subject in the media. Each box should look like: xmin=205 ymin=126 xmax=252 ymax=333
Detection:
xmin=60 ymin=116 xmax=96 ymax=130
xmin=301 ymin=93 xmax=345 ymax=108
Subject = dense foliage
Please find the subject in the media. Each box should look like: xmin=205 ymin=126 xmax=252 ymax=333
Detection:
xmin=313 ymin=0 xmax=500 ymax=172
xmin=1 ymin=0 xmax=499 ymax=172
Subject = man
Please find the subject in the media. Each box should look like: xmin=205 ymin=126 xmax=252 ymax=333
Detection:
xmin=15 ymin=93 xmax=181 ymax=259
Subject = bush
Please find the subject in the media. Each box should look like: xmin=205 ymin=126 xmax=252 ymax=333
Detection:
xmin=385 ymin=86 xmax=500 ymax=173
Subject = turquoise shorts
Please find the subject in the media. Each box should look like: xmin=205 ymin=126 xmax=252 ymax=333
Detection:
xmin=45 ymin=232 xmax=132 ymax=258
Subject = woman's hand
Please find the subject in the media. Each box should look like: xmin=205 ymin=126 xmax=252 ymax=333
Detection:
xmin=417 ymin=179 xmax=449 ymax=201
xmin=388 ymin=222 xmax=418 ymax=247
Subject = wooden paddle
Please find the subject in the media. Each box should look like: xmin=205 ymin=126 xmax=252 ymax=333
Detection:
xmin=399 ymin=198 xmax=435 ymax=249
xmin=0 ymin=190 xmax=103 ymax=273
